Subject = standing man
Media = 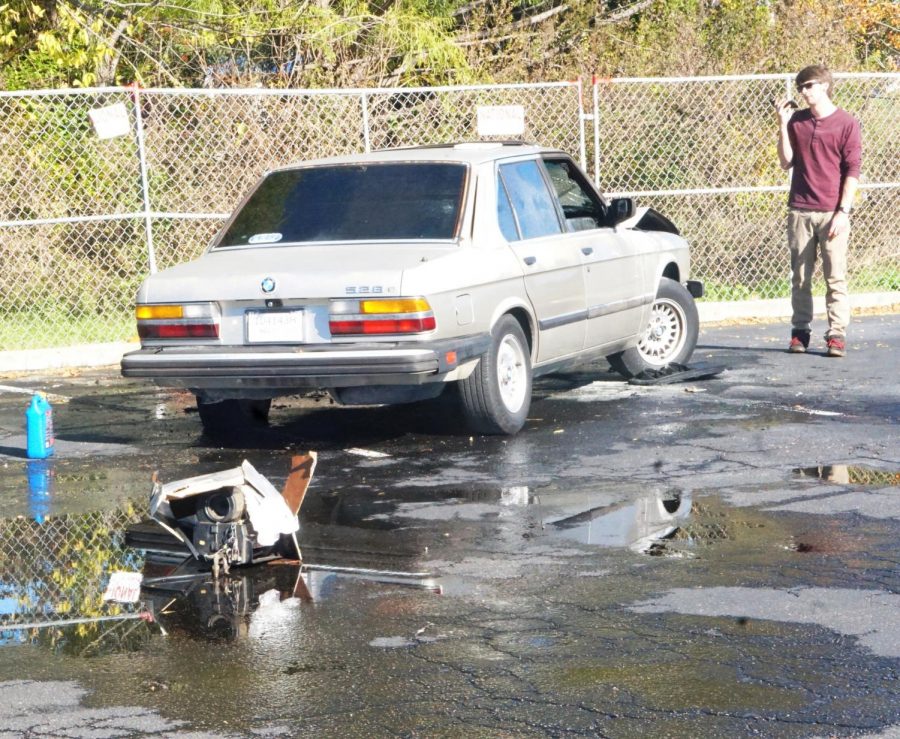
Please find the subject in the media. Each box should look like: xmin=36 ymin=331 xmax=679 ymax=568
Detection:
xmin=775 ymin=65 xmax=862 ymax=357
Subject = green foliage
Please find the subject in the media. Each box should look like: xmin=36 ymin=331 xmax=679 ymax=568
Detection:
xmin=1 ymin=0 xmax=481 ymax=89
xmin=1 ymin=1 xmax=116 ymax=87
xmin=704 ymin=279 xmax=792 ymax=302
xmin=1 ymin=0 xmax=895 ymax=90
xmin=704 ymin=266 xmax=900 ymax=301
xmin=0 ymin=306 xmax=136 ymax=350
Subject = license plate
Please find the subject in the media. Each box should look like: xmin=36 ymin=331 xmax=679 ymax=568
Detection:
xmin=246 ymin=310 xmax=305 ymax=343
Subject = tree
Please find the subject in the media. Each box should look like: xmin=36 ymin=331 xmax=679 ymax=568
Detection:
xmin=1 ymin=0 xmax=479 ymax=89
xmin=1 ymin=0 xmax=896 ymax=90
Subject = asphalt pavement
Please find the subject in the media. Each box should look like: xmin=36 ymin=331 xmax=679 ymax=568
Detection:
xmin=0 ymin=314 xmax=898 ymax=738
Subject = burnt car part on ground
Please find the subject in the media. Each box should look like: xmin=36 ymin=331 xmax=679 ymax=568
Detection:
xmin=129 ymin=454 xmax=319 ymax=576
xmin=627 ymin=362 xmax=726 ymax=386
xmin=121 ymin=143 xmax=704 ymax=436
xmin=134 ymin=457 xmax=311 ymax=576
xmin=127 ymin=453 xmax=439 ymax=591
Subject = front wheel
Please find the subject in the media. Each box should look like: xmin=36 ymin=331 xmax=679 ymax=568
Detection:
xmin=458 ymin=315 xmax=532 ymax=435
xmin=607 ymin=277 xmax=699 ymax=379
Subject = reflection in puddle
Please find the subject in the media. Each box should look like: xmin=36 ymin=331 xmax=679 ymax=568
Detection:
xmin=140 ymin=556 xmax=440 ymax=643
xmin=793 ymin=465 xmax=900 ymax=486
xmin=25 ymin=460 xmax=54 ymax=523
xmin=544 ymin=490 xmax=692 ymax=553
xmin=500 ymin=486 xmax=530 ymax=506
xmin=2 ymin=534 xmax=439 ymax=655
xmin=143 ymin=561 xmax=310 ymax=642
xmin=365 ymin=484 xmax=695 ymax=555
xmin=0 ymin=507 xmax=144 ymax=651
xmin=142 ymin=558 xmax=440 ymax=643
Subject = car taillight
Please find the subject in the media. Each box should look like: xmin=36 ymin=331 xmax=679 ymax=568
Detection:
xmin=329 ymin=297 xmax=436 ymax=336
xmin=136 ymin=303 xmax=220 ymax=341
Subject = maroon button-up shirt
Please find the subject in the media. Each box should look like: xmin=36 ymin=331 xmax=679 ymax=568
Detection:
xmin=787 ymin=107 xmax=862 ymax=211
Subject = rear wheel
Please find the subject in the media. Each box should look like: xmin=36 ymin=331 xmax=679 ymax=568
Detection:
xmin=459 ymin=315 xmax=532 ymax=435
xmin=196 ymin=397 xmax=271 ymax=435
xmin=607 ymin=277 xmax=699 ymax=378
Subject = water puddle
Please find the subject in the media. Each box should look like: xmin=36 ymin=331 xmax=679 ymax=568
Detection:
xmin=0 ymin=496 xmax=441 ymax=655
xmin=0 ymin=485 xmax=695 ymax=654
xmin=374 ymin=482 xmax=700 ymax=555
xmin=0 ymin=458 xmax=148 ymax=521
xmin=12 ymin=461 xmax=891 ymax=656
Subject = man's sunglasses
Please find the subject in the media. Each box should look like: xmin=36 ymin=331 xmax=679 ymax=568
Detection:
xmin=797 ymin=81 xmax=821 ymax=91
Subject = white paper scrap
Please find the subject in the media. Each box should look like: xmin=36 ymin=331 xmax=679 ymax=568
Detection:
xmin=103 ymin=572 xmax=143 ymax=603
xmin=345 ymin=448 xmax=391 ymax=459
xmin=241 ymin=460 xmax=299 ymax=545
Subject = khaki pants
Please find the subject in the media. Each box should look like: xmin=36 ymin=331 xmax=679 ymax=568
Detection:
xmin=787 ymin=209 xmax=850 ymax=338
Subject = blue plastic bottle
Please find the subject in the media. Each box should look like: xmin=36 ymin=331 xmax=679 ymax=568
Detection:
xmin=25 ymin=392 xmax=54 ymax=459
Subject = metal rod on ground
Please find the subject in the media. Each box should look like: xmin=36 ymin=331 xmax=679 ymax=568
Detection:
xmin=302 ymin=563 xmax=432 ymax=579
xmin=3 ymin=613 xmax=151 ymax=631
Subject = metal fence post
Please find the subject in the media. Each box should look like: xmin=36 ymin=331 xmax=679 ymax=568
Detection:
xmin=131 ymin=84 xmax=157 ymax=274
xmin=592 ymin=76 xmax=601 ymax=188
xmin=784 ymin=74 xmax=794 ymax=190
xmin=577 ymin=76 xmax=587 ymax=173
xmin=361 ymin=92 xmax=371 ymax=153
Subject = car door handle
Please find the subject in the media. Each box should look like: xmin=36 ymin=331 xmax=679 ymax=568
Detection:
xmin=523 ymin=256 xmax=537 ymax=266
xmin=581 ymin=247 xmax=594 ymax=255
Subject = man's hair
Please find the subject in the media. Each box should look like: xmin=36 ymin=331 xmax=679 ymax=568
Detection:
xmin=796 ymin=65 xmax=833 ymax=97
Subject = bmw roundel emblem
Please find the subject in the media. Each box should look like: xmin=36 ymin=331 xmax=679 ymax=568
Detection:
xmin=260 ymin=277 xmax=276 ymax=294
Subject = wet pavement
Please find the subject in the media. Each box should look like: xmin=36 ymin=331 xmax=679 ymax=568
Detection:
xmin=0 ymin=314 xmax=898 ymax=738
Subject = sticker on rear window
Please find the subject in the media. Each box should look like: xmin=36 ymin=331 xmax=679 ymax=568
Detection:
xmin=248 ymin=232 xmax=283 ymax=244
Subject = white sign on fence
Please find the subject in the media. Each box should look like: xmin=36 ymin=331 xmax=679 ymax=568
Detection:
xmin=477 ymin=105 xmax=525 ymax=137
xmin=88 ymin=103 xmax=131 ymax=140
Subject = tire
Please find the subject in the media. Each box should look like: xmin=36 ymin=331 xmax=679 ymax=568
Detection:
xmin=607 ymin=277 xmax=699 ymax=379
xmin=458 ymin=315 xmax=532 ymax=435
xmin=196 ymin=397 xmax=271 ymax=435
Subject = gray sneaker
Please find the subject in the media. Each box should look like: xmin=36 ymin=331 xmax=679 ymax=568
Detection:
xmin=826 ymin=336 xmax=846 ymax=357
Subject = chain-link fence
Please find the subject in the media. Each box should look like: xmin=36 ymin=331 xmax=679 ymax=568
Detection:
xmin=0 ymin=506 xmax=146 ymax=652
xmin=0 ymin=82 xmax=583 ymax=350
xmin=1 ymin=75 xmax=897 ymax=351
xmin=594 ymin=74 xmax=899 ymax=301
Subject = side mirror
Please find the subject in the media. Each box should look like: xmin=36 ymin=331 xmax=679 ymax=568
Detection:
xmin=609 ymin=197 xmax=635 ymax=226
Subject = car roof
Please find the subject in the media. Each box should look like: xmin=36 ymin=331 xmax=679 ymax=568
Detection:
xmin=270 ymin=142 xmax=565 ymax=172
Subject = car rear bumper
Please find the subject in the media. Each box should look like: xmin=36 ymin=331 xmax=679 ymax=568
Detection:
xmin=120 ymin=334 xmax=492 ymax=390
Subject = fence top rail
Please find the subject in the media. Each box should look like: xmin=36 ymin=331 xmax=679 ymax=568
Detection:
xmin=597 ymin=72 xmax=900 ymax=84
xmin=606 ymin=182 xmax=899 ymax=198
xmin=0 ymin=80 xmax=581 ymax=100
xmin=4 ymin=73 xmax=898 ymax=98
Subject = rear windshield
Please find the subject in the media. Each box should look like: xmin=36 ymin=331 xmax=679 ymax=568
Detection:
xmin=217 ymin=162 xmax=467 ymax=246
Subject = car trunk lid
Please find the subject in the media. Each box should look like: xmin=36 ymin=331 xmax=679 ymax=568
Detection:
xmin=140 ymin=242 xmax=457 ymax=303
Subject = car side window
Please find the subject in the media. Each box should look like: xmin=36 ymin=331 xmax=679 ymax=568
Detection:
xmin=543 ymin=159 xmax=606 ymax=232
xmin=497 ymin=161 xmax=563 ymax=241
xmin=496 ymin=177 xmax=520 ymax=241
